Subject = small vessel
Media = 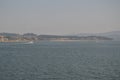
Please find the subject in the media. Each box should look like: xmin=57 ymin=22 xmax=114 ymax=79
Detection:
xmin=28 ymin=41 xmax=34 ymax=44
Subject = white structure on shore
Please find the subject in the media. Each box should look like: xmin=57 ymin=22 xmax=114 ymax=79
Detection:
xmin=0 ymin=36 xmax=8 ymax=42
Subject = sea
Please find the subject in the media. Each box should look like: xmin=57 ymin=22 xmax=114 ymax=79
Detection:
xmin=0 ymin=41 xmax=120 ymax=80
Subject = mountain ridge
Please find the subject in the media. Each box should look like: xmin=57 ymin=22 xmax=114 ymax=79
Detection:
xmin=72 ymin=31 xmax=120 ymax=40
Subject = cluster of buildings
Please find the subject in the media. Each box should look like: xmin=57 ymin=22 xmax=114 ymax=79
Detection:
xmin=0 ymin=33 xmax=113 ymax=42
xmin=0 ymin=33 xmax=37 ymax=42
xmin=0 ymin=36 xmax=8 ymax=42
xmin=0 ymin=35 xmax=29 ymax=42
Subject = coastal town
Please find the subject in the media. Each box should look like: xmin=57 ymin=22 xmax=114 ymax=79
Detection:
xmin=0 ymin=33 xmax=113 ymax=42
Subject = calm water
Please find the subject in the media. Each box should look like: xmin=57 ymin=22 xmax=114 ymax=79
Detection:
xmin=0 ymin=41 xmax=120 ymax=80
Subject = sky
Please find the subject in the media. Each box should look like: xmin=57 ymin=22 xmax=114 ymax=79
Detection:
xmin=0 ymin=0 xmax=120 ymax=35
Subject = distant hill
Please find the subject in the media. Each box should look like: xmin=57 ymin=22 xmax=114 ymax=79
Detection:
xmin=74 ymin=31 xmax=120 ymax=41
xmin=0 ymin=33 xmax=20 ymax=37
xmin=0 ymin=32 xmax=112 ymax=41
xmin=37 ymin=35 xmax=112 ymax=40
xmin=98 ymin=31 xmax=120 ymax=40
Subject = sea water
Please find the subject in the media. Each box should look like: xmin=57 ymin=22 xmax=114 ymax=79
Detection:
xmin=0 ymin=41 xmax=120 ymax=80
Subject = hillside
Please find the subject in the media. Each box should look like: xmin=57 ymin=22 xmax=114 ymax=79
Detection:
xmin=74 ymin=31 xmax=120 ymax=41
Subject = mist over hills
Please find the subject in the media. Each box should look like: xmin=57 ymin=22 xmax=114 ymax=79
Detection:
xmin=0 ymin=31 xmax=120 ymax=41
xmin=73 ymin=31 xmax=120 ymax=41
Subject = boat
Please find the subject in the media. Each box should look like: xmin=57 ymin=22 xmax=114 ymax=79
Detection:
xmin=27 ymin=41 xmax=34 ymax=44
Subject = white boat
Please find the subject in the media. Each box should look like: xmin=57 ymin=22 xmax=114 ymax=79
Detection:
xmin=28 ymin=41 xmax=34 ymax=44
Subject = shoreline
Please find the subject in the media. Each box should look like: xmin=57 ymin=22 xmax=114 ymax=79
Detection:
xmin=0 ymin=40 xmax=112 ymax=43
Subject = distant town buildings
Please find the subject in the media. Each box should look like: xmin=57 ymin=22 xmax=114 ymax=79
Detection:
xmin=0 ymin=36 xmax=8 ymax=42
xmin=0 ymin=33 xmax=113 ymax=42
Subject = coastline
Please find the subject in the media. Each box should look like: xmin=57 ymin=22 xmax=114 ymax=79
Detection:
xmin=0 ymin=39 xmax=112 ymax=43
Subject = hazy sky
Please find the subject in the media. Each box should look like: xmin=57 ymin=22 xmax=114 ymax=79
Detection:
xmin=0 ymin=0 xmax=120 ymax=35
